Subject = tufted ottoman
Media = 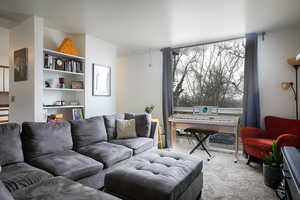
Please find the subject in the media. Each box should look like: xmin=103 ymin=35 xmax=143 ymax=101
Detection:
xmin=104 ymin=150 xmax=203 ymax=200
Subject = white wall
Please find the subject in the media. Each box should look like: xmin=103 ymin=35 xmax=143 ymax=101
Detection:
xmin=0 ymin=27 xmax=9 ymax=65
xmin=85 ymin=34 xmax=117 ymax=117
xmin=9 ymin=16 xmax=44 ymax=124
xmin=258 ymin=27 xmax=300 ymax=123
xmin=0 ymin=26 xmax=10 ymax=104
xmin=117 ymin=50 xmax=163 ymax=121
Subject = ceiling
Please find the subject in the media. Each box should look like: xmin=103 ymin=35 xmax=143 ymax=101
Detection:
xmin=0 ymin=0 xmax=300 ymax=54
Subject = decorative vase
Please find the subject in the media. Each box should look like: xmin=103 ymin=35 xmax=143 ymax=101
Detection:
xmin=263 ymin=163 xmax=283 ymax=189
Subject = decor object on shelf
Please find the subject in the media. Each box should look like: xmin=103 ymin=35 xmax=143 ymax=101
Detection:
xmin=287 ymin=58 xmax=300 ymax=119
xmin=93 ymin=64 xmax=111 ymax=96
xmin=263 ymin=140 xmax=283 ymax=189
xmin=70 ymin=101 xmax=79 ymax=106
xmin=47 ymin=113 xmax=64 ymax=123
xmin=71 ymin=80 xmax=84 ymax=89
xmin=72 ymin=108 xmax=84 ymax=120
xmin=14 ymin=48 xmax=28 ymax=82
xmin=57 ymin=38 xmax=78 ymax=56
xmin=59 ymin=78 xmax=65 ymax=88
xmin=55 ymin=58 xmax=64 ymax=70
xmin=145 ymin=104 xmax=155 ymax=114
xmin=54 ymin=101 xmax=65 ymax=106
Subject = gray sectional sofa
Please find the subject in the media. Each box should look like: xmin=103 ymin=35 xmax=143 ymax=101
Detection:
xmin=0 ymin=113 xmax=203 ymax=200
xmin=0 ymin=113 xmax=158 ymax=199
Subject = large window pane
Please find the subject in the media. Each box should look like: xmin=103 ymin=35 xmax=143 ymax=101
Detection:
xmin=173 ymin=38 xmax=245 ymax=110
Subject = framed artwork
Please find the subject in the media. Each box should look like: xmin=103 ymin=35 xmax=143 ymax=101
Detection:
xmin=72 ymin=108 xmax=84 ymax=120
xmin=71 ymin=80 xmax=84 ymax=89
xmin=14 ymin=48 xmax=28 ymax=82
xmin=93 ymin=64 xmax=111 ymax=96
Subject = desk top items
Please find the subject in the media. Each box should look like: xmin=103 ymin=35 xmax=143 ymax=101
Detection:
xmin=192 ymin=106 xmax=218 ymax=115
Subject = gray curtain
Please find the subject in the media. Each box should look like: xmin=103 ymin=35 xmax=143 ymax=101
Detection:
xmin=162 ymin=48 xmax=173 ymax=148
xmin=243 ymin=33 xmax=260 ymax=128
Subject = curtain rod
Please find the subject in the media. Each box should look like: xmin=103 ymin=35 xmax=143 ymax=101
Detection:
xmin=168 ymin=32 xmax=265 ymax=51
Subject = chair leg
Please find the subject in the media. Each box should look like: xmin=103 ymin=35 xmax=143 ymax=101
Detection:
xmin=246 ymin=155 xmax=252 ymax=165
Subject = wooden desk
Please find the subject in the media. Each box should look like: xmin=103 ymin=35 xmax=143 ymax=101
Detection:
xmin=169 ymin=114 xmax=240 ymax=162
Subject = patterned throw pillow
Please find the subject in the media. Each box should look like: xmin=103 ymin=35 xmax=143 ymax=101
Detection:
xmin=116 ymin=119 xmax=137 ymax=139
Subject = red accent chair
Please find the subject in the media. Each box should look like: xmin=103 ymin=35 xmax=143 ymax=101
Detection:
xmin=240 ymin=116 xmax=300 ymax=164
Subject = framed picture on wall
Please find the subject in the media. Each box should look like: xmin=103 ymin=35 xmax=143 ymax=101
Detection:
xmin=92 ymin=64 xmax=111 ymax=96
xmin=14 ymin=48 xmax=28 ymax=82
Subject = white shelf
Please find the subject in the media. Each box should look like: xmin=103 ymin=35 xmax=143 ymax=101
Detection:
xmin=43 ymin=68 xmax=84 ymax=76
xmin=44 ymin=88 xmax=84 ymax=92
xmin=44 ymin=48 xmax=85 ymax=60
xmin=43 ymin=105 xmax=84 ymax=109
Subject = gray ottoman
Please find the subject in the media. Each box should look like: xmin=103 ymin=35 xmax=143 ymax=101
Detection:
xmin=105 ymin=150 xmax=203 ymax=200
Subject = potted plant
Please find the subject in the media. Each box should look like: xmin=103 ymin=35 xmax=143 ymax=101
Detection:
xmin=263 ymin=140 xmax=283 ymax=189
xmin=145 ymin=104 xmax=155 ymax=115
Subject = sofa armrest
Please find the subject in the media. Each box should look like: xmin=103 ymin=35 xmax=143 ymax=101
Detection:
xmin=240 ymin=127 xmax=269 ymax=142
xmin=149 ymin=121 xmax=158 ymax=148
xmin=276 ymin=134 xmax=300 ymax=149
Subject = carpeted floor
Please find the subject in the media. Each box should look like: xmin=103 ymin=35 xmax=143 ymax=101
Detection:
xmin=172 ymin=136 xmax=277 ymax=200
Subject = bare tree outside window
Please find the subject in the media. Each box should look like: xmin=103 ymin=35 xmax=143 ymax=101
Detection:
xmin=173 ymin=38 xmax=245 ymax=110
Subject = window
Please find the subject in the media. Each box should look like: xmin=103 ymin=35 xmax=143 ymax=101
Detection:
xmin=172 ymin=38 xmax=245 ymax=114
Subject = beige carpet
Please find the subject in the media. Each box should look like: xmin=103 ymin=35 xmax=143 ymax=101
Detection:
xmin=172 ymin=136 xmax=277 ymax=200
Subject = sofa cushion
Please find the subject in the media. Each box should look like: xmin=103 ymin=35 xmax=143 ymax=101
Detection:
xmin=105 ymin=150 xmax=203 ymax=200
xmin=0 ymin=163 xmax=52 ymax=193
xmin=29 ymin=150 xmax=103 ymax=180
xmin=0 ymin=123 xmax=23 ymax=166
xmin=70 ymin=116 xmax=108 ymax=150
xmin=21 ymin=122 xmax=73 ymax=161
xmin=0 ymin=181 xmax=14 ymax=200
xmin=12 ymin=176 xmax=121 ymax=200
xmin=116 ymin=119 xmax=137 ymax=139
xmin=78 ymin=142 xmax=133 ymax=168
xmin=103 ymin=114 xmax=125 ymax=140
xmin=125 ymin=113 xmax=151 ymax=137
xmin=110 ymin=137 xmax=154 ymax=155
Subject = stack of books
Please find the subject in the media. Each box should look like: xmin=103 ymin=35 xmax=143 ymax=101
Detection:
xmin=47 ymin=113 xmax=64 ymax=123
xmin=44 ymin=54 xmax=84 ymax=73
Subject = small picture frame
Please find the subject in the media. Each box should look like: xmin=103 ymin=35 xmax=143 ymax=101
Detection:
xmin=72 ymin=108 xmax=84 ymax=120
xmin=71 ymin=80 xmax=84 ymax=89
xmin=93 ymin=64 xmax=111 ymax=96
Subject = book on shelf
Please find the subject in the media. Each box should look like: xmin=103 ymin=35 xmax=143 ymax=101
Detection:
xmin=47 ymin=113 xmax=64 ymax=123
xmin=44 ymin=54 xmax=84 ymax=73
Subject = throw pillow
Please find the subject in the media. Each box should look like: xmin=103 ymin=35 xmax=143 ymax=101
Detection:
xmin=125 ymin=113 xmax=151 ymax=137
xmin=116 ymin=119 xmax=137 ymax=139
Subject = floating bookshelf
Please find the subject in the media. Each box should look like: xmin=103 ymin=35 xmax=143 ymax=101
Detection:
xmin=43 ymin=105 xmax=84 ymax=109
xmin=44 ymin=88 xmax=84 ymax=92
xmin=44 ymin=48 xmax=85 ymax=60
xmin=43 ymin=68 xmax=84 ymax=76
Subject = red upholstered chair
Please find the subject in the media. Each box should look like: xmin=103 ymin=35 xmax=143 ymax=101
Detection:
xmin=240 ymin=116 xmax=300 ymax=164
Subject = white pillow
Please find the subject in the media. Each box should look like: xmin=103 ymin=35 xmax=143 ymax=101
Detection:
xmin=116 ymin=119 xmax=137 ymax=139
